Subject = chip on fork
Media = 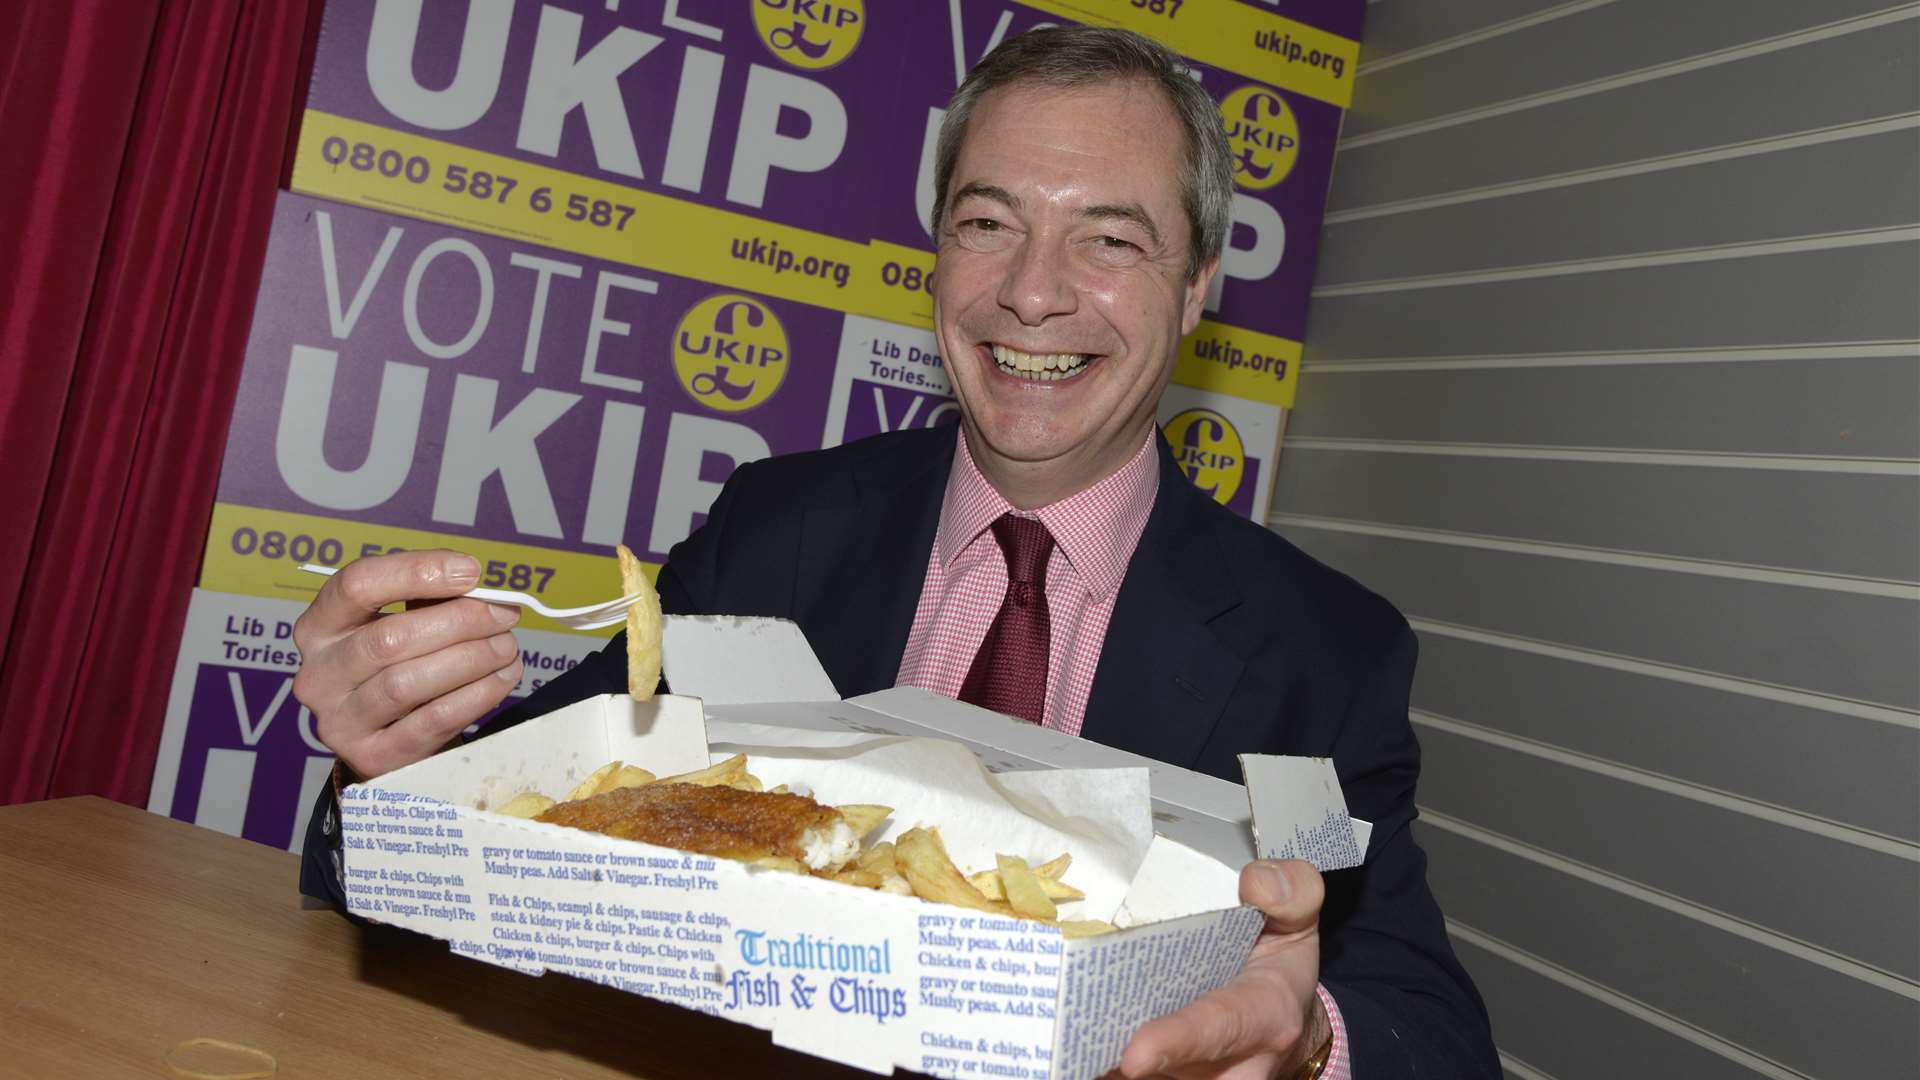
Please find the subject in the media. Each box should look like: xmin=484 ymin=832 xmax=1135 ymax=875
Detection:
xmin=296 ymin=564 xmax=639 ymax=629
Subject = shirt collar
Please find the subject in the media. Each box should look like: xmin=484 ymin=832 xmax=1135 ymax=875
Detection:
xmin=935 ymin=427 xmax=1161 ymax=601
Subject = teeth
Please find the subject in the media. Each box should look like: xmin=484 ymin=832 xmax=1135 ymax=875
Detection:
xmin=991 ymin=344 xmax=1093 ymax=382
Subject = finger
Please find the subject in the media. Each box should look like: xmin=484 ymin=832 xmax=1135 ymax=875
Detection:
xmin=1240 ymin=860 xmax=1324 ymax=935
xmin=337 ymin=597 xmax=520 ymax=695
xmin=1119 ymin=971 xmax=1306 ymax=1078
xmin=315 ymin=624 xmax=519 ymax=770
xmin=295 ymin=550 xmax=481 ymax=652
xmin=335 ymin=629 xmax=521 ymax=739
xmin=351 ymin=657 xmax=524 ymax=777
xmin=294 ymin=597 xmax=516 ymax=737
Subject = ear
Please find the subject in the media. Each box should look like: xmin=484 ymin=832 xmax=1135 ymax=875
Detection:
xmin=1180 ymin=257 xmax=1221 ymax=336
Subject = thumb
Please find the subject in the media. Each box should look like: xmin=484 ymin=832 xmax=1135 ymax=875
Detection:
xmin=1241 ymin=859 xmax=1324 ymax=933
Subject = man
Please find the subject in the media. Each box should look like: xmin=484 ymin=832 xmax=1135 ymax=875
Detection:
xmin=294 ymin=27 xmax=1497 ymax=1080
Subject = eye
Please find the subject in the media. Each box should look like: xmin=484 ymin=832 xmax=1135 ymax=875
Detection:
xmin=1085 ymin=233 xmax=1145 ymax=267
xmin=952 ymin=217 xmax=1017 ymax=252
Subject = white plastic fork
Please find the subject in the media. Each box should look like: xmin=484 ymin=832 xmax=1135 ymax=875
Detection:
xmin=296 ymin=564 xmax=638 ymax=630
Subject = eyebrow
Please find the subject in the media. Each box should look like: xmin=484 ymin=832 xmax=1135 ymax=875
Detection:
xmin=1080 ymin=202 xmax=1162 ymax=248
xmin=948 ymin=181 xmax=1020 ymax=214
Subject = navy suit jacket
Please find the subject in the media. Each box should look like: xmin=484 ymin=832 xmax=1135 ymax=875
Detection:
xmin=302 ymin=427 xmax=1497 ymax=1077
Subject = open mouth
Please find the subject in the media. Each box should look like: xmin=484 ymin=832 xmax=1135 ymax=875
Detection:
xmin=991 ymin=343 xmax=1098 ymax=383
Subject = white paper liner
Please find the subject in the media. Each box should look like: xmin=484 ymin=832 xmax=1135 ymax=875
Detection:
xmin=707 ymin=719 xmax=1154 ymax=921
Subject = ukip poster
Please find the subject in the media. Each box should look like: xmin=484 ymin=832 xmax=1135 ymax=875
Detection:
xmin=152 ymin=0 xmax=1364 ymax=848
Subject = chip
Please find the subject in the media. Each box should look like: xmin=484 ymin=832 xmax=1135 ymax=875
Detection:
xmin=616 ymin=543 xmax=662 ymax=701
xmin=611 ymin=764 xmax=656 ymax=789
xmin=896 ymin=827 xmax=1007 ymax=914
xmin=854 ymin=841 xmax=915 ymax=895
xmin=565 ymin=760 xmax=624 ymax=802
xmin=856 ymin=841 xmax=896 ymax=872
xmin=1056 ymin=919 xmax=1117 ymax=939
xmin=656 ymin=753 xmax=748 ymax=788
xmin=966 ymin=857 xmax=1086 ymax=902
xmin=494 ymin=792 xmax=557 ymax=819
xmin=828 ymin=868 xmax=886 ymax=890
xmin=835 ymin=804 xmax=891 ymax=839
xmin=996 ymin=854 xmax=1058 ymax=921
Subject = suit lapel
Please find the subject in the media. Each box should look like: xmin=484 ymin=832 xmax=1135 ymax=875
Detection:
xmin=1080 ymin=440 xmax=1246 ymax=770
xmin=794 ymin=433 xmax=954 ymax=696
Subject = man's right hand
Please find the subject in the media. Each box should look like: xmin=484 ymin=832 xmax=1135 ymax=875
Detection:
xmin=291 ymin=551 xmax=524 ymax=780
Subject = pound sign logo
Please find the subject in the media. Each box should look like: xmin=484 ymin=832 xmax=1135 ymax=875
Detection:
xmin=754 ymin=0 xmax=865 ymax=71
xmin=1220 ymin=84 xmax=1300 ymax=190
xmin=673 ymin=294 xmax=790 ymax=413
xmin=1163 ymin=408 xmax=1247 ymax=506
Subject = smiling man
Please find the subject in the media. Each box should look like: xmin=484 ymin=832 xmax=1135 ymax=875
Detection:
xmin=294 ymin=26 xmax=1497 ymax=1080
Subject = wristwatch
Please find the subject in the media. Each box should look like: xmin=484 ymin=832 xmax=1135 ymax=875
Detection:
xmin=1288 ymin=1028 xmax=1335 ymax=1080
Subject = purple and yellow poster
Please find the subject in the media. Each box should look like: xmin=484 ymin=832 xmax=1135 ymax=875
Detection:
xmin=153 ymin=0 xmax=1363 ymax=847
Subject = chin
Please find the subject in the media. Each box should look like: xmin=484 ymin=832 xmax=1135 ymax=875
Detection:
xmin=969 ymin=415 xmax=1091 ymax=466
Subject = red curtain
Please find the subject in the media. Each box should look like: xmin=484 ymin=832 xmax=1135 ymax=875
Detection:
xmin=0 ymin=0 xmax=318 ymax=806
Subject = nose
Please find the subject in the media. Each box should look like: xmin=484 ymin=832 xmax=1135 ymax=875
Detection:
xmin=995 ymin=233 xmax=1077 ymax=326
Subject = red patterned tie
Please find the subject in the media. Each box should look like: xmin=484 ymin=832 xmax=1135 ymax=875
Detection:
xmin=957 ymin=514 xmax=1055 ymax=724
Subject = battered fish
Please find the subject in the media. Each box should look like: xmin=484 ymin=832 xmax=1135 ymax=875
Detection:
xmin=535 ymin=782 xmax=861 ymax=871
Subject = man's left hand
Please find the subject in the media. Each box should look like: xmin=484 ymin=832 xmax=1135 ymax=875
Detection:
xmin=1116 ymin=859 xmax=1328 ymax=1079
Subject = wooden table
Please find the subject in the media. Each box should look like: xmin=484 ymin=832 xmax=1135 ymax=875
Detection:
xmin=0 ymin=797 xmax=891 ymax=1079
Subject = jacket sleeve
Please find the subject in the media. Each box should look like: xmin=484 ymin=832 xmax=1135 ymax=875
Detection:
xmin=1318 ymin=623 xmax=1502 ymax=1078
xmin=297 ymin=769 xmax=352 ymax=910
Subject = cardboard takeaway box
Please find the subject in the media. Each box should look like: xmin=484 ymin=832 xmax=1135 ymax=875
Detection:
xmin=338 ymin=617 xmax=1371 ymax=1079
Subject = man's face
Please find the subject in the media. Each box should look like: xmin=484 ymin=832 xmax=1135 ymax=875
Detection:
xmin=933 ymin=78 xmax=1217 ymax=503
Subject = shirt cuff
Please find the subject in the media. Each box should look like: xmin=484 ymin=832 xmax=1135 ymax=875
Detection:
xmin=1317 ymin=984 xmax=1351 ymax=1080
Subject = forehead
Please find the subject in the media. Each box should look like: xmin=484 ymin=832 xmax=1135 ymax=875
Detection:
xmin=951 ymin=78 xmax=1188 ymax=213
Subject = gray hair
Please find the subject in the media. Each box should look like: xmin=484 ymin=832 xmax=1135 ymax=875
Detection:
xmin=932 ymin=25 xmax=1233 ymax=280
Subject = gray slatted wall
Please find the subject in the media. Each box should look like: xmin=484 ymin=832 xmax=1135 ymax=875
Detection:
xmin=1275 ymin=2 xmax=1920 ymax=1076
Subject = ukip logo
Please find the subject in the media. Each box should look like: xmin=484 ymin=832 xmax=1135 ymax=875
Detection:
xmin=1220 ymin=84 xmax=1300 ymax=191
xmin=1164 ymin=408 xmax=1247 ymax=507
xmin=753 ymin=0 xmax=865 ymax=71
xmin=673 ymin=294 xmax=790 ymax=413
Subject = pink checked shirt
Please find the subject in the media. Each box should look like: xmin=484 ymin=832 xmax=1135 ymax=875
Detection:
xmin=895 ymin=429 xmax=1352 ymax=1079
xmin=896 ymin=429 xmax=1158 ymax=735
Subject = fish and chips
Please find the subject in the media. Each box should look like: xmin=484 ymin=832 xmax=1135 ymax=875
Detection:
xmin=491 ymin=750 xmax=1112 ymax=934
xmin=482 ymin=546 xmax=1115 ymax=933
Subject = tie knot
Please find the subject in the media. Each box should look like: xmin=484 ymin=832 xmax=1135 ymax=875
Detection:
xmin=990 ymin=514 xmax=1054 ymax=585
